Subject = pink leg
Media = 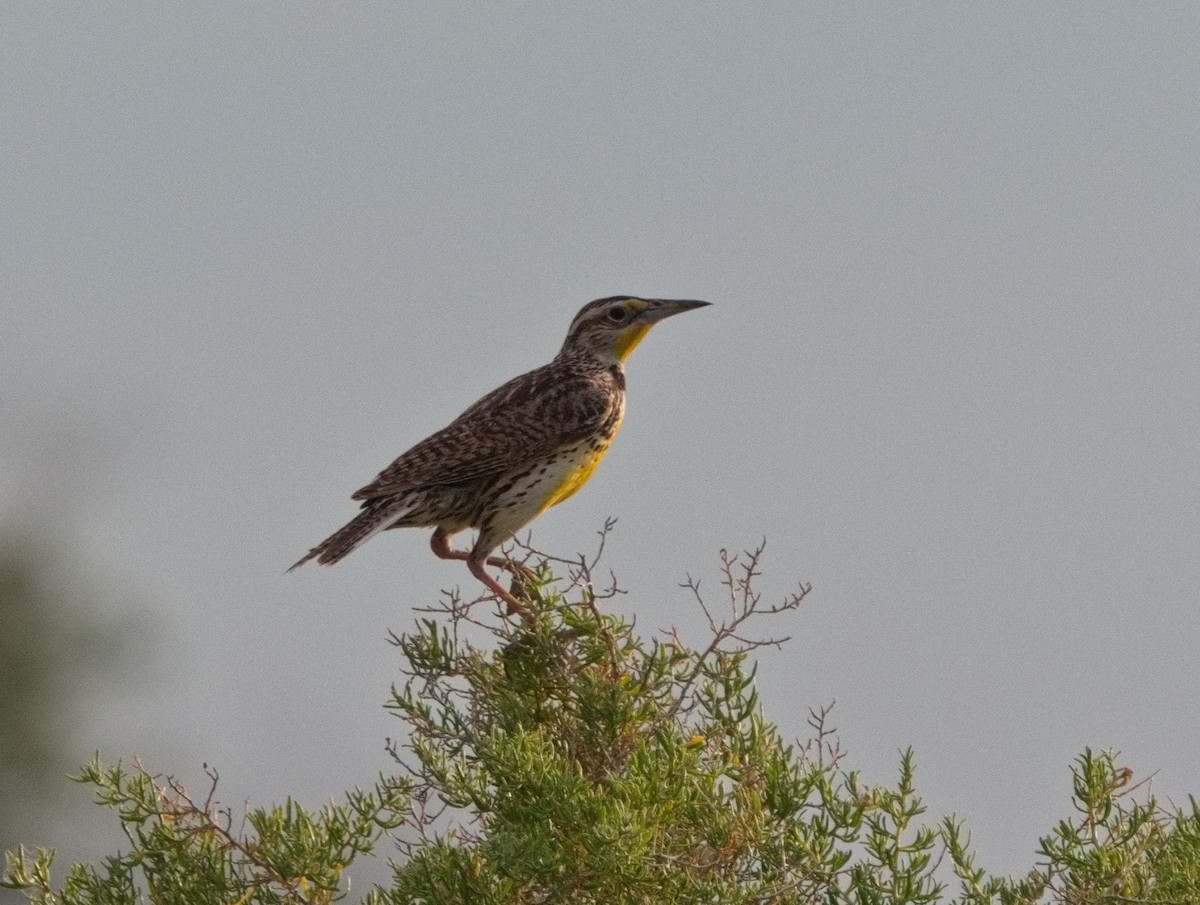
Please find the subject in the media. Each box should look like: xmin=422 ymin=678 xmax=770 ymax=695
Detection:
xmin=430 ymin=529 xmax=535 ymax=622
xmin=429 ymin=527 xmax=526 ymax=572
xmin=467 ymin=558 xmax=534 ymax=622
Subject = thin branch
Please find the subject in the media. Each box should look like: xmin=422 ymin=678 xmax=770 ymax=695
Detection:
xmin=669 ymin=542 xmax=811 ymax=719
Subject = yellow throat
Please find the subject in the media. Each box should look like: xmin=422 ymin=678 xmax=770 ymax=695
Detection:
xmin=613 ymin=323 xmax=652 ymax=362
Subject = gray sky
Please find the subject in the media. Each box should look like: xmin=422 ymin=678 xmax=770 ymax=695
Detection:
xmin=4 ymin=3 xmax=1199 ymax=880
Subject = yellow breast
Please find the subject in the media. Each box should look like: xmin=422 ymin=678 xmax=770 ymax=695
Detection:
xmin=541 ymin=437 xmax=615 ymax=510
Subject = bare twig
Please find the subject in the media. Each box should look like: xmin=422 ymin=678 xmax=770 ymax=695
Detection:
xmin=799 ymin=703 xmax=845 ymax=770
xmin=670 ymin=542 xmax=811 ymax=719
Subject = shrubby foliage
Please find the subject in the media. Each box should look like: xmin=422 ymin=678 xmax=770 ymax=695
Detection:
xmin=0 ymin=531 xmax=133 ymax=850
xmin=6 ymin=538 xmax=1199 ymax=903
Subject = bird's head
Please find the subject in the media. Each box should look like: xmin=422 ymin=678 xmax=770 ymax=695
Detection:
xmin=559 ymin=296 xmax=710 ymax=365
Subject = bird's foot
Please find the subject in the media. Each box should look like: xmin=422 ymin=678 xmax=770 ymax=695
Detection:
xmin=469 ymin=558 xmax=537 ymax=625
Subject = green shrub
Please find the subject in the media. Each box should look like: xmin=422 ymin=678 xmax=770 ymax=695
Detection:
xmin=7 ymin=542 xmax=1197 ymax=904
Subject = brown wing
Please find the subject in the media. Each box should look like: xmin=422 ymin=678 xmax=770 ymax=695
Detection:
xmin=351 ymin=363 xmax=620 ymax=501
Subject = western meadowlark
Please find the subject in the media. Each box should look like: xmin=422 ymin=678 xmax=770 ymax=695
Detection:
xmin=290 ymin=296 xmax=709 ymax=619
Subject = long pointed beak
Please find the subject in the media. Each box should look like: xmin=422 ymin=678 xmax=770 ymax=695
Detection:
xmin=640 ymin=299 xmax=712 ymax=323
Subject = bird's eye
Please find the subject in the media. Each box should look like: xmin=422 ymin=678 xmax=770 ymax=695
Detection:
xmin=607 ymin=306 xmax=628 ymax=323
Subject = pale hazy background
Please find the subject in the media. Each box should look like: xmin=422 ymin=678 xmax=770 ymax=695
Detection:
xmin=3 ymin=3 xmax=1198 ymax=884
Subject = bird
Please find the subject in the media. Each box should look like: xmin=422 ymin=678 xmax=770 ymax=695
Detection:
xmin=289 ymin=296 xmax=710 ymax=619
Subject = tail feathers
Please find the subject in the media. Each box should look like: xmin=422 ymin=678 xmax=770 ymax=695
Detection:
xmin=288 ymin=504 xmax=406 ymax=572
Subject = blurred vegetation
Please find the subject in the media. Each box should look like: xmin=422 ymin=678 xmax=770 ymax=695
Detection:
xmin=0 ymin=527 xmax=133 ymax=889
xmin=4 ymin=540 xmax=1199 ymax=903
